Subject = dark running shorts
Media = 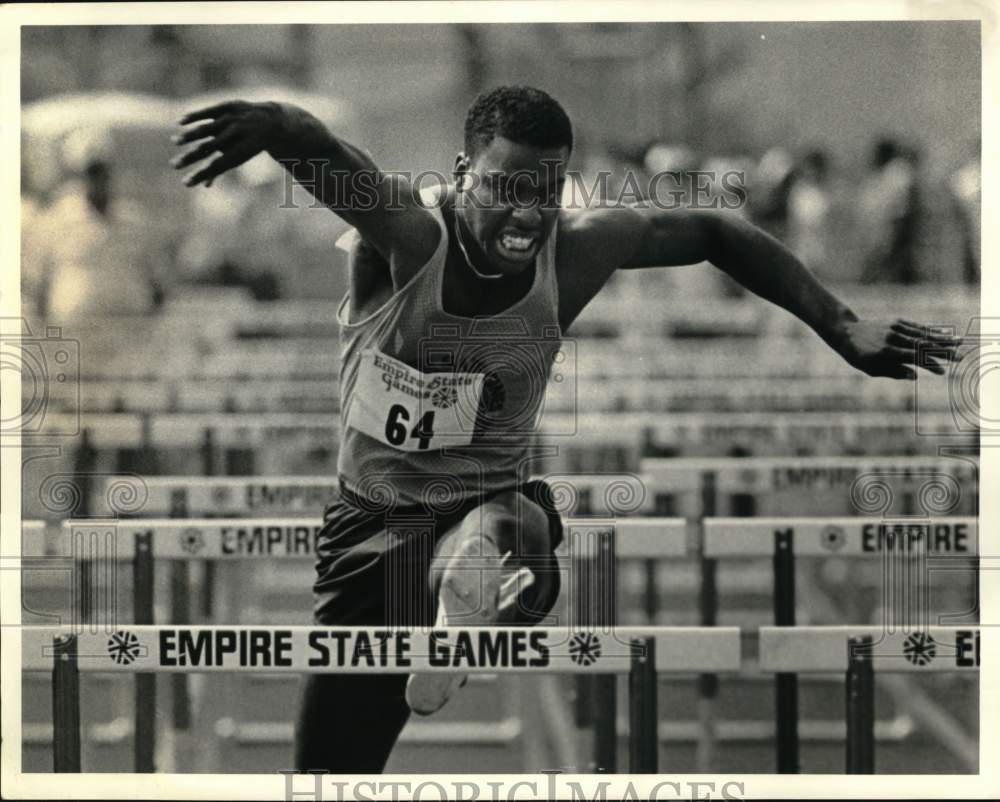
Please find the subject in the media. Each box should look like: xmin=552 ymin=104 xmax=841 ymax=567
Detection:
xmin=312 ymin=479 xmax=563 ymax=628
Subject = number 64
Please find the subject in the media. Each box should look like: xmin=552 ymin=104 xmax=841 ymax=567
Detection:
xmin=385 ymin=404 xmax=436 ymax=450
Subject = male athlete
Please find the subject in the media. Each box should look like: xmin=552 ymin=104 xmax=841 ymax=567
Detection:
xmin=173 ymin=86 xmax=962 ymax=773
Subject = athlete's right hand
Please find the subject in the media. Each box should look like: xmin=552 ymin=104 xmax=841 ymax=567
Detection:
xmin=171 ymin=100 xmax=290 ymax=188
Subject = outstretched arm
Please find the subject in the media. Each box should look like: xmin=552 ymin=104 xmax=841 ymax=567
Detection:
xmin=565 ymin=206 xmax=962 ymax=379
xmin=172 ymin=100 xmax=439 ymax=272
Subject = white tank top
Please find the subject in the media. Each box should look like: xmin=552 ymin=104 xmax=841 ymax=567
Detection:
xmin=336 ymin=197 xmax=562 ymax=509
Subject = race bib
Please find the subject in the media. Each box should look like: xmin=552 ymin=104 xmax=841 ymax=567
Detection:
xmin=345 ymin=349 xmax=485 ymax=451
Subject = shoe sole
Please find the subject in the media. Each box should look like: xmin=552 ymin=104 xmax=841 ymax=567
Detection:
xmin=406 ymin=556 xmax=509 ymax=716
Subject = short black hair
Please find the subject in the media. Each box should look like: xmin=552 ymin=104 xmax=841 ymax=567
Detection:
xmin=464 ymin=85 xmax=573 ymax=159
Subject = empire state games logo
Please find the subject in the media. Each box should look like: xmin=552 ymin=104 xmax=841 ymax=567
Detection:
xmin=903 ymin=632 xmax=937 ymax=666
xmin=569 ymin=633 xmax=602 ymax=666
xmin=107 ymin=631 xmax=142 ymax=665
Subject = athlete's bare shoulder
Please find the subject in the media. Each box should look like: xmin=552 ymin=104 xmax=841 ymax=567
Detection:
xmin=553 ymin=205 xmax=647 ymax=331
xmin=343 ymin=183 xmax=451 ymax=323
xmin=556 ymin=206 xmax=647 ymax=273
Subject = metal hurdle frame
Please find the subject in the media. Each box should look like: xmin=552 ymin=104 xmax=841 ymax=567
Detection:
xmin=47 ymin=375 xmax=952 ymax=417
xmin=759 ymin=625 xmax=981 ymax=773
xmin=642 ymin=455 xmax=978 ymax=773
xmin=704 ymin=516 xmax=979 ymax=773
xmin=25 ymin=623 xmax=979 ymax=775
xmin=40 ymin=410 xmax=971 ymax=465
xmin=22 ymin=625 xmax=741 ymax=774
xmin=24 ymin=455 xmax=978 ymax=773
xmin=34 ymin=515 xmax=688 ymax=773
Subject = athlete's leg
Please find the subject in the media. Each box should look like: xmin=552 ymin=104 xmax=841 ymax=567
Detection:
xmin=405 ymin=490 xmax=553 ymax=714
xmin=294 ymin=498 xmax=431 ymax=773
xmin=432 ymin=490 xmax=554 ymax=622
xmin=294 ymin=673 xmax=409 ymax=773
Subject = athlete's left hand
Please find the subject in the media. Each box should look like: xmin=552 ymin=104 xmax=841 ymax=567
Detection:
xmin=834 ymin=318 xmax=964 ymax=379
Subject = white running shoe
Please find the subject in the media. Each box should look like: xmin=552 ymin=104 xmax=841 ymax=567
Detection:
xmin=405 ymin=552 xmax=534 ymax=715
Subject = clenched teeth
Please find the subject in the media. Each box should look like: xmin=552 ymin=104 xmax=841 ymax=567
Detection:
xmin=500 ymin=233 xmax=536 ymax=251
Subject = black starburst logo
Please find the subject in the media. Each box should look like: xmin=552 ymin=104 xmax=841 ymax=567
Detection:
xmin=820 ymin=525 xmax=846 ymax=552
xmin=569 ymin=633 xmax=602 ymax=666
xmin=431 ymin=386 xmax=458 ymax=409
xmin=212 ymin=485 xmax=233 ymax=506
xmin=903 ymin=632 xmax=936 ymax=666
xmin=180 ymin=527 xmax=205 ymax=555
xmin=107 ymin=631 xmax=142 ymax=665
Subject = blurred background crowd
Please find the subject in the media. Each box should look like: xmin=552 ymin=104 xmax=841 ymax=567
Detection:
xmin=20 ymin=22 xmax=980 ymax=321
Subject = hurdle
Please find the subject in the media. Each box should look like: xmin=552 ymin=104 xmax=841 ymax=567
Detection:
xmin=27 ymin=414 xmax=975 ymax=519
xmin=36 ymin=411 xmax=970 ymax=459
xmin=77 ymin=465 xmax=978 ymax=769
xmin=87 ymin=463 xmax=978 ymax=620
xmin=704 ymin=517 xmax=978 ymax=773
xmin=758 ymin=625 xmax=981 ymax=773
xmin=21 ymin=625 xmax=741 ymax=774
xmin=33 ymin=462 xmax=980 ymax=768
xmin=641 ymin=456 xmax=977 ymax=773
xmin=37 ymin=515 xmax=688 ymax=773
xmin=49 ymin=373 xmax=954 ymax=418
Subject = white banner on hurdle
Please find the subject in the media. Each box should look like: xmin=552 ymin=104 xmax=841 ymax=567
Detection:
xmin=704 ymin=517 xmax=978 ymax=557
xmin=566 ymin=519 xmax=689 ymax=558
xmin=642 ymin=456 xmax=978 ymax=493
xmin=542 ymin=412 xmax=965 ymax=444
xmin=102 ymin=476 xmax=339 ymax=516
xmin=759 ymin=626 xmax=980 ymax=673
xmin=58 ymin=517 xmax=690 ymax=560
xmin=20 ymin=625 xmax=741 ymax=674
xmin=103 ymin=473 xmax=658 ymax=517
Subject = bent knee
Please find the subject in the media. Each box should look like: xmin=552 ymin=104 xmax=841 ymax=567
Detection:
xmin=477 ymin=491 xmax=552 ymax=556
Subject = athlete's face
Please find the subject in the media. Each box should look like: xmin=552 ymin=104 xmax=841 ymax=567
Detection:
xmin=455 ymin=137 xmax=568 ymax=276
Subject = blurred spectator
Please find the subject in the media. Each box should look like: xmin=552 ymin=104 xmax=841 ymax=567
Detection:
xmin=857 ymin=137 xmax=921 ymax=284
xmin=751 ymin=146 xmax=796 ymax=241
xmin=177 ymin=152 xmax=352 ymax=301
xmin=948 ymin=138 xmax=980 ymax=285
xmin=787 ymin=148 xmax=833 ymax=271
xmin=643 ymin=142 xmax=694 ymax=208
xmin=23 ymin=127 xmax=167 ymax=319
xmin=176 ymin=157 xmax=283 ymax=300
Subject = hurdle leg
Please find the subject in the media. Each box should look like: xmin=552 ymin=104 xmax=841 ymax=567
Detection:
xmin=72 ymin=431 xmax=96 ymax=630
xmin=52 ymin=634 xmax=81 ymax=772
xmin=647 ymin=492 xmax=677 ymax=626
xmin=133 ymin=531 xmax=156 ymax=772
xmin=628 ymin=636 xmax=657 ymax=773
xmin=570 ymin=526 xmax=617 ymax=772
xmin=593 ymin=530 xmax=617 ymax=772
xmin=594 ymin=675 xmax=617 ymax=773
xmin=694 ymin=472 xmax=720 ymax=773
xmin=643 ymin=560 xmax=658 ymax=625
xmin=170 ymin=561 xmax=192 ymax=731
xmin=695 ymin=556 xmax=719 ymax=772
xmin=200 ymin=428 xmax=217 ymax=620
xmin=846 ymin=635 xmax=875 ymax=773
xmin=773 ymin=528 xmax=800 ymax=773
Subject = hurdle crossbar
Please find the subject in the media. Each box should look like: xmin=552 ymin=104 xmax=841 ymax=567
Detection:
xmin=704 ymin=517 xmax=978 ymax=557
xmin=51 ymin=375 xmax=952 ymax=417
xmin=23 ymin=625 xmax=737 ymax=773
xmin=54 ymin=517 xmax=690 ymax=560
xmin=759 ymin=626 xmax=981 ymax=673
xmin=760 ymin=627 xmax=980 ymax=773
xmin=86 ymin=463 xmax=977 ymax=521
xmin=21 ymin=625 xmax=740 ymax=674
xmin=33 ymin=411 xmax=970 ymax=449
xmin=642 ymin=456 xmax=979 ymax=494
